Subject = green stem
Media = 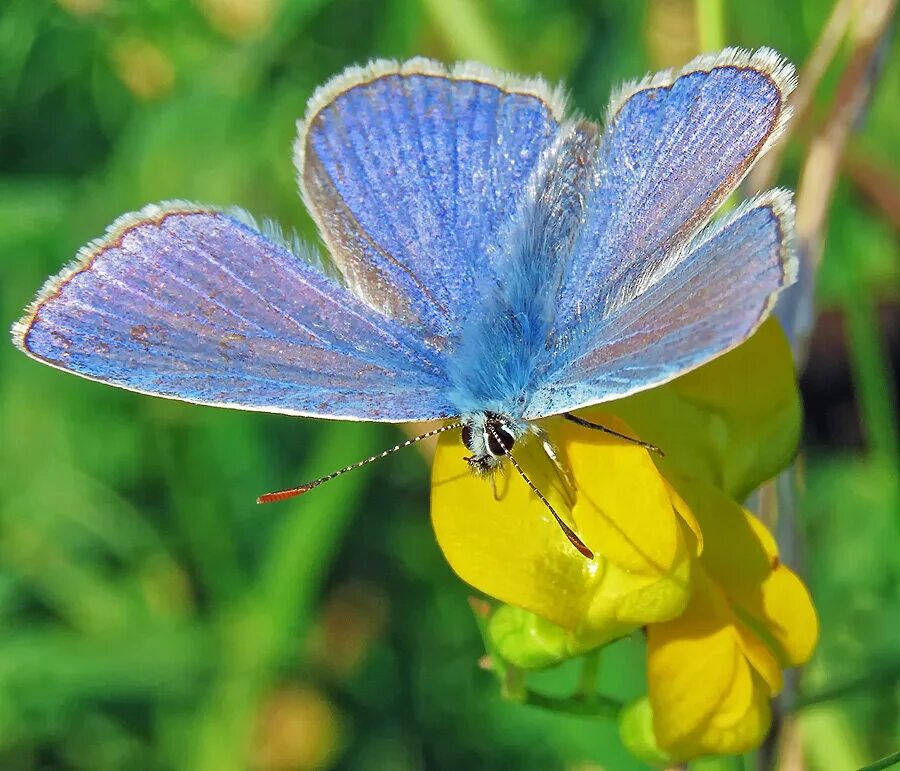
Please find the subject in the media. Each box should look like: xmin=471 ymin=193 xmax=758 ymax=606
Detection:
xmin=695 ymin=0 xmax=726 ymax=51
xmin=502 ymin=664 xmax=526 ymax=701
xmin=844 ymin=292 xmax=900 ymax=465
xmin=521 ymin=688 xmax=623 ymax=719
xmin=857 ymin=750 xmax=900 ymax=771
xmin=578 ymin=650 xmax=600 ymax=699
xmin=794 ymin=660 xmax=900 ymax=710
xmin=420 ymin=0 xmax=514 ymax=68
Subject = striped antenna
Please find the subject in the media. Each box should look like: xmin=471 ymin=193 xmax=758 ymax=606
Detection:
xmin=258 ymin=422 xmax=462 ymax=504
xmin=485 ymin=424 xmax=594 ymax=560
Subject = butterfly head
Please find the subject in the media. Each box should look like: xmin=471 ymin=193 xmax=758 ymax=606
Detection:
xmin=461 ymin=412 xmax=528 ymax=475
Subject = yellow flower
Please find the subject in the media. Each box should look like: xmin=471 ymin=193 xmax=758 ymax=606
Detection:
xmin=197 ymin=0 xmax=280 ymax=40
xmin=430 ymin=320 xmax=798 ymax=657
xmin=432 ymin=412 xmax=701 ymax=660
xmin=627 ymin=475 xmax=818 ymax=762
xmin=111 ymin=39 xmax=175 ymax=102
xmin=429 ymin=319 xmax=818 ymax=761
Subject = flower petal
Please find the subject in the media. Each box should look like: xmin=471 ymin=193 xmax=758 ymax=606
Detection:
xmin=669 ymin=473 xmax=819 ymax=667
xmin=647 ymin=569 xmax=772 ymax=759
xmin=562 ymin=416 xmax=682 ymax=575
xmin=619 ymin=697 xmax=674 ymax=766
xmin=664 ymin=480 xmax=704 ymax=555
xmin=735 ymin=617 xmax=783 ymax=694
xmin=431 ymin=416 xmax=691 ymax=637
xmin=431 ymin=418 xmax=592 ymax=630
xmin=597 ymin=318 xmax=801 ymax=500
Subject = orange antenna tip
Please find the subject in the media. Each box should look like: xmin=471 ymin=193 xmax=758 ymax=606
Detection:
xmin=257 ymin=485 xmax=313 ymax=504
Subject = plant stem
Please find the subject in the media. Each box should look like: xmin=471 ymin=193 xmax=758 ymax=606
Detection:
xmin=420 ymin=0 xmax=513 ymax=69
xmin=857 ymin=750 xmax=900 ymax=771
xmin=578 ymin=650 xmax=600 ymax=698
xmin=794 ymin=660 xmax=900 ymax=710
xmin=695 ymin=0 xmax=726 ymax=51
xmin=521 ymin=688 xmax=623 ymax=719
xmin=844 ymin=291 xmax=900 ymax=465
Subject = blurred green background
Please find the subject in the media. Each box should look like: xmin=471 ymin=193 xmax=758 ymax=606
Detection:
xmin=1 ymin=1 xmax=897 ymax=769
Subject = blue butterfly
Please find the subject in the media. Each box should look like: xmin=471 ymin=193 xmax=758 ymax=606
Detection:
xmin=11 ymin=49 xmax=797 ymax=558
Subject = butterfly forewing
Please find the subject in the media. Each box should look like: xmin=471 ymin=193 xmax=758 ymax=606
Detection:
xmin=13 ymin=204 xmax=454 ymax=422
xmin=297 ymin=59 xmax=564 ymax=342
xmin=556 ymin=49 xmax=796 ymax=330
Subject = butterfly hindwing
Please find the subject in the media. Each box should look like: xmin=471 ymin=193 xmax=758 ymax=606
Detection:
xmin=297 ymin=58 xmax=564 ymax=343
xmin=13 ymin=204 xmax=454 ymax=421
xmin=525 ymin=190 xmax=796 ymax=417
xmin=556 ymin=48 xmax=796 ymax=330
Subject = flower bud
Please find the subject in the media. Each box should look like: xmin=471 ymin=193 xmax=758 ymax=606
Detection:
xmin=488 ymin=605 xmax=576 ymax=670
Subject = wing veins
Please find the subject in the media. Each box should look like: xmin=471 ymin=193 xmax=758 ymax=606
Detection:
xmin=319 ymin=111 xmax=453 ymax=324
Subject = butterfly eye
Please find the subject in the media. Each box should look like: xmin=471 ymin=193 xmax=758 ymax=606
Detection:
xmin=486 ymin=422 xmax=515 ymax=456
xmin=461 ymin=423 xmax=475 ymax=452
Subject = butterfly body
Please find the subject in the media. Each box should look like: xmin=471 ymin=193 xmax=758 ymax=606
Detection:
xmin=13 ymin=50 xmax=799 ymax=552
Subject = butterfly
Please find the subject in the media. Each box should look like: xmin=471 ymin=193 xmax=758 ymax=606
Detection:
xmin=11 ymin=49 xmax=797 ymax=559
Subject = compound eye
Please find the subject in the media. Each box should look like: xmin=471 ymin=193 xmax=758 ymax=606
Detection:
xmin=486 ymin=423 xmax=515 ymax=456
xmin=461 ymin=424 xmax=475 ymax=452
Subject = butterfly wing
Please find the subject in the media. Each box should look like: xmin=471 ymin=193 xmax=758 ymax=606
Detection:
xmin=297 ymin=58 xmax=564 ymax=342
xmin=555 ymin=48 xmax=796 ymax=329
xmin=526 ymin=191 xmax=796 ymax=417
xmin=12 ymin=203 xmax=453 ymax=421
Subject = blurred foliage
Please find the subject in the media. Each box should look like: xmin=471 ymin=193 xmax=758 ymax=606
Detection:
xmin=0 ymin=1 xmax=898 ymax=770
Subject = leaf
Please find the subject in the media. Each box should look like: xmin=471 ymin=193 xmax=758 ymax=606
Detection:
xmin=597 ymin=318 xmax=802 ymax=500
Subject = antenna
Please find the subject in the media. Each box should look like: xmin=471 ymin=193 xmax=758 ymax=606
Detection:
xmin=257 ymin=422 xmax=462 ymax=504
xmin=564 ymin=413 xmax=664 ymax=456
xmin=485 ymin=424 xmax=594 ymax=560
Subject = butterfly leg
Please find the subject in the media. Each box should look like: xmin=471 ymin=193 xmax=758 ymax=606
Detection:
xmin=529 ymin=425 xmax=577 ymax=506
xmin=563 ymin=413 xmax=664 ymax=457
xmin=490 ymin=473 xmax=501 ymax=502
